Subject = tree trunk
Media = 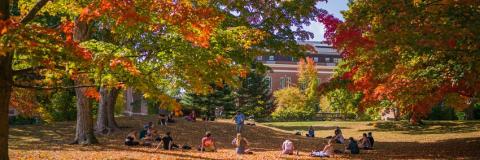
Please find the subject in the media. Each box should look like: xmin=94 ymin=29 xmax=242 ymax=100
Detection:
xmin=464 ymin=106 xmax=475 ymax=120
xmin=106 ymin=88 xmax=120 ymax=128
xmin=0 ymin=52 xmax=13 ymax=160
xmin=72 ymin=18 xmax=97 ymax=144
xmin=410 ymin=114 xmax=424 ymax=125
xmin=0 ymin=1 xmax=12 ymax=159
xmin=96 ymin=87 xmax=120 ymax=134
xmin=96 ymin=87 xmax=108 ymax=134
xmin=72 ymin=75 xmax=98 ymax=144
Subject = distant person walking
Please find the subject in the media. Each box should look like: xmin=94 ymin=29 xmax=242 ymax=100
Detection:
xmin=233 ymin=111 xmax=245 ymax=133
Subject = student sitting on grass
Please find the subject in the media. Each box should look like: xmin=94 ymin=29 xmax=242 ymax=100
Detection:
xmin=185 ymin=110 xmax=197 ymax=122
xmin=281 ymin=139 xmax=295 ymax=155
xmin=358 ymin=133 xmax=372 ymax=149
xmin=306 ymin=126 xmax=315 ymax=137
xmin=333 ymin=127 xmax=345 ymax=144
xmin=158 ymin=113 xmax=167 ymax=126
xmin=156 ymin=132 xmax=179 ymax=150
xmin=345 ymin=137 xmax=360 ymax=154
xmin=231 ymin=133 xmax=253 ymax=154
xmin=311 ymin=139 xmax=334 ymax=157
xmin=139 ymin=125 xmax=149 ymax=140
xmin=367 ymin=132 xmax=375 ymax=148
xmin=167 ymin=112 xmax=175 ymax=123
xmin=125 ymin=130 xmax=140 ymax=146
xmin=199 ymin=132 xmax=216 ymax=152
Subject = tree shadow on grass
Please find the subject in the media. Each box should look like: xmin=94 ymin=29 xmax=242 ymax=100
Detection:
xmin=264 ymin=125 xmax=350 ymax=132
xmin=350 ymin=137 xmax=480 ymax=159
xmin=11 ymin=116 xmax=479 ymax=159
xmin=9 ymin=116 xmax=330 ymax=159
xmin=360 ymin=121 xmax=480 ymax=134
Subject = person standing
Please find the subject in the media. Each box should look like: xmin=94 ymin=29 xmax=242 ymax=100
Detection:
xmin=233 ymin=111 xmax=245 ymax=133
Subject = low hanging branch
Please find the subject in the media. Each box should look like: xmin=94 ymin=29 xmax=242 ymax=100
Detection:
xmin=20 ymin=0 xmax=50 ymax=24
xmin=13 ymin=84 xmax=98 ymax=90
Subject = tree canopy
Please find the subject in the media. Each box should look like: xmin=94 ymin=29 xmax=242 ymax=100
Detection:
xmin=318 ymin=0 xmax=480 ymax=122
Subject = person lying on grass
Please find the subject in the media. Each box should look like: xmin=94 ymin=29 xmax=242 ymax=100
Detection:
xmin=199 ymin=132 xmax=217 ymax=152
xmin=281 ymin=139 xmax=295 ymax=155
xmin=125 ymin=130 xmax=140 ymax=146
xmin=232 ymin=133 xmax=253 ymax=154
xmin=358 ymin=133 xmax=372 ymax=149
xmin=345 ymin=137 xmax=360 ymax=154
xmin=155 ymin=131 xmax=179 ymax=150
xmin=311 ymin=139 xmax=335 ymax=157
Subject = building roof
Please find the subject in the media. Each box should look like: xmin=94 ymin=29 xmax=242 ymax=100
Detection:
xmin=297 ymin=41 xmax=339 ymax=55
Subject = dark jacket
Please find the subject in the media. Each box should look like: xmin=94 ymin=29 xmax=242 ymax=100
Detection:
xmin=347 ymin=140 xmax=360 ymax=154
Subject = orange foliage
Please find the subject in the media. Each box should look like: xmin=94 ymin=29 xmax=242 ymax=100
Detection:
xmin=80 ymin=0 xmax=223 ymax=48
xmin=109 ymin=58 xmax=140 ymax=75
xmin=60 ymin=21 xmax=93 ymax=60
xmin=84 ymin=88 xmax=100 ymax=101
xmin=9 ymin=88 xmax=40 ymax=117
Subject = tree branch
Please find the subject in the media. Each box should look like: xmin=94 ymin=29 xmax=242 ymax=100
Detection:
xmin=13 ymin=65 xmax=64 ymax=75
xmin=13 ymin=83 xmax=98 ymax=90
xmin=20 ymin=0 xmax=50 ymax=24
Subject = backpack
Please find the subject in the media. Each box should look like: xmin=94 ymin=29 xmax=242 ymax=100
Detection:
xmin=182 ymin=144 xmax=192 ymax=150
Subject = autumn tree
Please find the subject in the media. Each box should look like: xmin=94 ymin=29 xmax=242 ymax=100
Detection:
xmin=318 ymin=0 xmax=480 ymax=123
xmin=1 ymin=0 xmax=330 ymax=159
xmin=298 ymin=57 xmax=319 ymax=112
xmin=271 ymin=87 xmax=314 ymax=121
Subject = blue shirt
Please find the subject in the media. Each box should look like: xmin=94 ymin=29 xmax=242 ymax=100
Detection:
xmin=234 ymin=113 xmax=245 ymax=124
xmin=308 ymin=129 xmax=314 ymax=136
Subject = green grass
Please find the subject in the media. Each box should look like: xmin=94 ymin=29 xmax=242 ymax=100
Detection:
xmin=262 ymin=120 xmax=480 ymax=142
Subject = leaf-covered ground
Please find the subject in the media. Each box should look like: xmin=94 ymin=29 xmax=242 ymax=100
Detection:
xmin=9 ymin=116 xmax=480 ymax=159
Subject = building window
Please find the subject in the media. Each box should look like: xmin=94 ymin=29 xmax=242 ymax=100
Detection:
xmin=286 ymin=77 xmax=291 ymax=87
xmin=280 ymin=78 xmax=285 ymax=89
xmin=269 ymin=56 xmax=275 ymax=61
xmin=264 ymin=76 xmax=272 ymax=89
xmin=313 ymin=57 xmax=319 ymax=62
xmin=280 ymin=77 xmax=291 ymax=89
xmin=325 ymin=57 xmax=331 ymax=62
xmin=333 ymin=58 xmax=340 ymax=63
xmin=257 ymin=56 xmax=263 ymax=61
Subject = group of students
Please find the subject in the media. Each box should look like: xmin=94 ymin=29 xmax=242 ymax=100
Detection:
xmin=126 ymin=111 xmax=376 ymax=157
xmin=293 ymin=126 xmax=375 ymax=157
xmin=124 ymin=122 xmax=179 ymax=150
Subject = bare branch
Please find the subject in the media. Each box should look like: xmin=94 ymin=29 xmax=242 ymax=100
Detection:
xmin=20 ymin=0 xmax=50 ymax=24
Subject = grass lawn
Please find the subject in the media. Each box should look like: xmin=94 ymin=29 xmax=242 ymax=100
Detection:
xmin=8 ymin=117 xmax=480 ymax=159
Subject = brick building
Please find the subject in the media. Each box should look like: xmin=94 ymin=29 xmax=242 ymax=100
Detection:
xmin=257 ymin=41 xmax=341 ymax=92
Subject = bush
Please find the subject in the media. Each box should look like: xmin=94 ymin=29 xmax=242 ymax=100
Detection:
xmin=43 ymin=91 xmax=77 ymax=122
xmin=271 ymin=107 xmax=316 ymax=121
xmin=271 ymin=87 xmax=316 ymax=121
xmin=427 ymin=103 xmax=457 ymax=120
xmin=456 ymin=112 xmax=466 ymax=120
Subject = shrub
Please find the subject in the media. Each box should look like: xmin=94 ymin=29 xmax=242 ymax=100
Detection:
xmin=43 ymin=91 xmax=77 ymax=122
xmin=271 ymin=87 xmax=316 ymax=121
